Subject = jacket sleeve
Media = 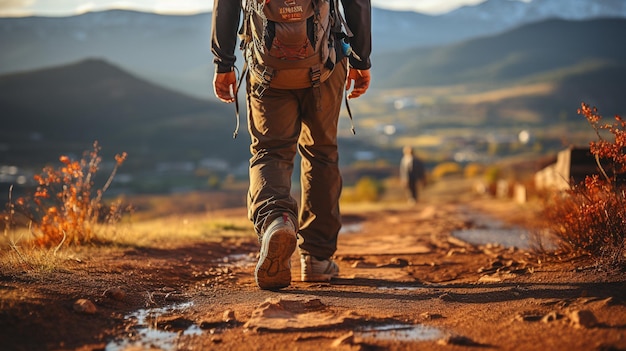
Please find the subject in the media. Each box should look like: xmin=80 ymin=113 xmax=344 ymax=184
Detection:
xmin=211 ymin=0 xmax=242 ymax=73
xmin=341 ymin=0 xmax=372 ymax=70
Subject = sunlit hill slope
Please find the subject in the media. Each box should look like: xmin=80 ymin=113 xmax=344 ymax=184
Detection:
xmin=0 ymin=59 xmax=248 ymax=172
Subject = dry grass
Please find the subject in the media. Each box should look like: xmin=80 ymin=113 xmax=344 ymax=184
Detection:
xmin=0 ymin=210 xmax=255 ymax=273
xmin=107 ymin=213 xmax=254 ymax=247
xmin=0 ymin=141 xmax=251 ymax=272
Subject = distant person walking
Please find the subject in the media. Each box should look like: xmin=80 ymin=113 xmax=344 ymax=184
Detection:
xmin=400 ymin=146 xmax=426 ymax=204
xmin=211 ymin=0 xmax=371 ymax=290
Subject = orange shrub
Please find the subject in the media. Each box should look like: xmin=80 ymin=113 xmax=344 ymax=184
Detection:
xmin=17 ymin=142 xmax=127 ymax=247
xmin=543 ymin=103 xmax=625 ymax=267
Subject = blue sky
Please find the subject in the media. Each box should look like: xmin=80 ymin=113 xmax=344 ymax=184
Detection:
xmin=0 ymin=0 xmax=494 ymax=17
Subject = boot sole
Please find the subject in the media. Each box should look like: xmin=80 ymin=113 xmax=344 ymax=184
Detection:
xmin=255 ymin=228 xmax=296 ymax=290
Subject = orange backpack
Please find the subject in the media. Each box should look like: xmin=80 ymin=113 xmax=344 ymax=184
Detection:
xmin=239 ymin=0 xmax=348 ymax=92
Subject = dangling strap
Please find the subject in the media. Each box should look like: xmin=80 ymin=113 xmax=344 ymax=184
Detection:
xmin=232 ymin=63 xmax=248 ymax=139
xmin=342 ymin=59 xmax=356 ymax=135
xmin=233 ymin=0 xmax=253 ymax=139
xmin=345 ymin=93 xmax=356 ymax=135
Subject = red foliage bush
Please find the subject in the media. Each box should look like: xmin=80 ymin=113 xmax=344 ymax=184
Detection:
xmin=544 ymin=104 xmax=625 ymax=267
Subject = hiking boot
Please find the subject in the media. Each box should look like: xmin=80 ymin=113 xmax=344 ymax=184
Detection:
xmin=255 ymin=213 xmax=297 ymax=290
xmin=300 ymin=255 xmax=339 ymax=282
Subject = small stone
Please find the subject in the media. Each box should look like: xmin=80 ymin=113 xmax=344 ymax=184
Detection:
xmin=156 ymin=316 xmax=193 ymax=331
xmin=570 ymin=310 xmax=597 ymax=328
xmin=104 ymin=287 xmax=126 ymax=301
xmin=73 ymin=299 xmax=97 ymax=314
xmin=390 ymin=257 xmax=409 ymax=267
xmin=223 ymin=310 xmax=236 ymax=323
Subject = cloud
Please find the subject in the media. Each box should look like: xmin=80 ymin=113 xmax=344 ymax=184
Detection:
xmin=371 ymin=0 xmax=486 ymax=14
xmin=153 ymin=0 xmax=210 ymax=14
xmin=74 ymin=2 xmax=96 ymax=14
xmin=0 ymin=0 xmax=34 ymax=10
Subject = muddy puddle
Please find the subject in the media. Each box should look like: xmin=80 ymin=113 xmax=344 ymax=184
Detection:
xmin=219 ymin=252 xmax=257 ymax=267
xmin=452 ymin=206 xmax=555 ymax=250
xmin=355 ymin=323 xmax=444 ymax=342
xmin=106 ymin=302 xmax=201 ymax=351
xmin=107 ymin=297 xmax=448 ymax=350
xmin=106 ymin=254 xmax=257 ymax=350
xmin=340 ymin=222 xmax=363 ymax=234
xmin=453 ymin=227 xmax=534 ymax=249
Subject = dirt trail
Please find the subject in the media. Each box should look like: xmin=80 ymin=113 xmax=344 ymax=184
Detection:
xmin=1 ymin=179 xmax=625 ymax=351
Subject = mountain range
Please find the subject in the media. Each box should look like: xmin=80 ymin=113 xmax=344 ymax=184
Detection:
xmin=374 ymin=18 xmax=626 ymax=88
xmin=2 ymin=3 xmax=626 ymax=192
xmin=2 ymin=17 xmax=624 ymax=168
xmin=370 ymin=17 xmax=626 ymax=123
xmin=1 ymin=0 xmax=625 ymax=98
xmin=0 ymin=59 xmax=248 ymax=173
xmin=445 ymin=0 xmax=626 ymax=24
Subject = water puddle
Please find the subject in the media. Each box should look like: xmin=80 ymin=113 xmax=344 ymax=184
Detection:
xmin=340 ymin=222 xmax=363 ymax=234
xmin=453 ymin=228 xmax=533 ymax=249
xmin=106 ymin=302 xmax=202 ymax=351
xmin=355 ymin=323 xmax=444 ymax=342
xmin=377 ymin=286 xmax=424 ymax=291
xmin=452 ymin=206 xmax=555 ymax=250
xmin=220 ymin=253 xmax=256 ymax=267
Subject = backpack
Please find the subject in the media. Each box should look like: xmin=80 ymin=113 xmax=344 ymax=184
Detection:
xmin=239 ymin=0 xmax=350 ymax=95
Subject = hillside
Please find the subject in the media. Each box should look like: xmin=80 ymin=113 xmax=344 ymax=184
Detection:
xmin=3 ymin=17 xmax=626 ymax=195
xmin=369 ymin=17 xmax=626 ymax=125
xmin=0 ymin=10 xmax=213 ymax=98
xmin=374 ymin=18 xmax=626 ymax=88
xmin=0 ymin=59 xmax=248 ymax=173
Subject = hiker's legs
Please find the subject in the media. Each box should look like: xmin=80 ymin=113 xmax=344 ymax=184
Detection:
xmin=297 ymin=63 xmax=347 ymax=259
xmin=247 ymin=82 xmax=301 ymax=237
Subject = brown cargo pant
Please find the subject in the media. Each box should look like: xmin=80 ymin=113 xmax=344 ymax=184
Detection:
xmin=246 ymin=61 xmax=347 ymax=260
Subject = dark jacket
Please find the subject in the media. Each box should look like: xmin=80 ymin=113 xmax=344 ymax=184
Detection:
xmin=211 ymin=0 xmax=372 ymax=73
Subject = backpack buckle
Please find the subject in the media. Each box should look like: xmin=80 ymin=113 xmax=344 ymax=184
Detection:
xmin=254 ymin=65 xmax=274 ymax=97
xmin=310 ymin=65 xmax=321 ymax=88
xmin=254 ymin=82 xmax=268 ymax=97
xmin=260 ymin=66 xmax=274 ymax=84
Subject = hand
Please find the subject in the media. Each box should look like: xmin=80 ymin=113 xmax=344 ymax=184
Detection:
xmin=346 ymin=68 xmax=371 ymax=99
xmin=213 ymin=71 xmax=237 ymax=103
